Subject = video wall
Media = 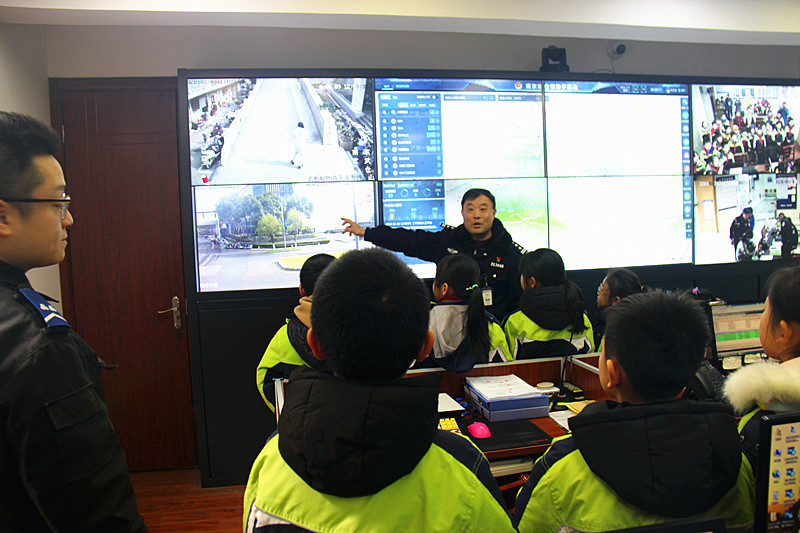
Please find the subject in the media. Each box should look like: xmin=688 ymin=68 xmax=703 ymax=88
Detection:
xmin=178 ymin=71 xmax=799 ymax=292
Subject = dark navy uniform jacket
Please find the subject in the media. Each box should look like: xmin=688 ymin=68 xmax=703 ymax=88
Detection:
xmin=0 ymin=260 xmax=146 ymax=532
xmin=364 ymin=218 xmax=525 ymax=321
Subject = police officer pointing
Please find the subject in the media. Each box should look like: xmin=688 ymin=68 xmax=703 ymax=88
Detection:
xmin=0 ymin=112 xmax=146 ymax=531
xmin=342 ymin=188 xmax=525 ymax=320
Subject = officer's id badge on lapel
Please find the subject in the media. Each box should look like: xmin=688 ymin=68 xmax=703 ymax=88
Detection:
xmin=19 ymin=288 xmax=70 ymax=329
xmin=482 ymin=287 xmax=493 ymax=307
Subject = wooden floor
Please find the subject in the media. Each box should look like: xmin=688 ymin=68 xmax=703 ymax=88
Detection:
xmin=130 ymin=468 xmax=245 ymax=532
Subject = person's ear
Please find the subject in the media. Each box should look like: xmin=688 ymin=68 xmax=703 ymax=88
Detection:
xmin=298 ymin=285 xmax=307 ymax=298
xmin=0 ymin=201 xmax=15 ymax=236
xmin=415 ymin=330 xmax=435 ymax=362
xmin=611 ymin=295 xmax=621 ymax=306
xmin=439 ymin=282 xmax=450 ymax=297
xmin=777 ymin=320 xmax=800 ymax=348
xmin=307 ymin=328 xmax=324 ymax=361
xmin=605 ymin=357 xmax=623 ymax=390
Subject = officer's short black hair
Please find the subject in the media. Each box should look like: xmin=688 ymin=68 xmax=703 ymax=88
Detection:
xmin=743 ymin=207 xmax=753 ymax=215
xmin=299 ymin=253 xmax=336 ymax=296
xmin=604 ymin=290 xmax=709 ymax=401
xmin=461 ymin=188 xmax=495 ymax=210
xmin=0 ymin=112 xmax=61 ymax=203
xmin=311 ymin=248 xmax=430 ymax=380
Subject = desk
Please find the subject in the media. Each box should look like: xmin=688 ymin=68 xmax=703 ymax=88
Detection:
xmin=415 ymin=355 xmax=605 ymax=475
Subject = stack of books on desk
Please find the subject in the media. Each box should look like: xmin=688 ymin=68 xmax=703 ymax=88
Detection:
xmin=464 ymin=374 xmax=550 ymax=422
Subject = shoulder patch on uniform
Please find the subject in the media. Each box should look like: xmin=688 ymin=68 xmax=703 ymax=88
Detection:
xmin=513 ymin=241 xmax=527 ymax=254
xmin=19 ymin=288 xmax=70 ymax=329
xmin=446 ymin=248 xmax=459 ymax=254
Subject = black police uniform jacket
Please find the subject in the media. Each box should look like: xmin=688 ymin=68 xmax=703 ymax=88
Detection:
xmin=364 ymin=218 xmax=525 ymax=320
xmin=0 ymin=260 xmax=146 ymax=532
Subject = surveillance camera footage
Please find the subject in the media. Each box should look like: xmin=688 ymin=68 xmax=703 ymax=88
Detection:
xmin=187 ymin=77 xmax=374 ymax=186
xmin=692 ymin=84 xmax=799 ymax=265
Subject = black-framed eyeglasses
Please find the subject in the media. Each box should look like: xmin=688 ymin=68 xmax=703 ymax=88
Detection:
xmin=1 ymin=196 xmax=71 ymax=219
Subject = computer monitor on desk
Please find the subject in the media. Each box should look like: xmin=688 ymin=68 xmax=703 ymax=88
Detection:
xmin=755 ymin=411 xmax=800 ymax=533
xmin=710 ymin=302 xmax=767 ymax=371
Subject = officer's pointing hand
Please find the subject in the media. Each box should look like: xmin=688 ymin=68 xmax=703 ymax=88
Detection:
xmin=341 ymin=218 xmax=366 ymax=237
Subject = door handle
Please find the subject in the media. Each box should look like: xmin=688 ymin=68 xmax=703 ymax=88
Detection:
xmin=157 ymin=296 xmax=182 ymax=330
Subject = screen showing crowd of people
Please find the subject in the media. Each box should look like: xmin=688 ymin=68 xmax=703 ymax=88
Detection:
xmin=694 ymin=91 xmax=796 ymax=175
xmin=7 ymin=111 xmax=800 ymax=532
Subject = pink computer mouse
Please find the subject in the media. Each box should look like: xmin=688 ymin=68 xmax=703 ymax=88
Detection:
xmin=467 ymin=422 xmax=491 ymax=439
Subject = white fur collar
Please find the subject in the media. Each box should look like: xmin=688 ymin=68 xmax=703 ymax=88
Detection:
xmin=723 ymin=360 xmax=800 ymax=413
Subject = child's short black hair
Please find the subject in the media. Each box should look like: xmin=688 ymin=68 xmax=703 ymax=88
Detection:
xmin=311 ymin=248 xmax=430 ymax=380
xmin=299 ymin=253 xmax=336 ymax=296
xmin=604 ymin=290 xmax=709 ymax=401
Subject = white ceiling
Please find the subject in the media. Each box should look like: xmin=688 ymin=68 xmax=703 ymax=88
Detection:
xmin=1 ymin=0 xmax=799 ymax=46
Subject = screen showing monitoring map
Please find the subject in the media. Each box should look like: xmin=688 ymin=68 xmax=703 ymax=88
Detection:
xmin=691 ymin=84 xmax=799 ymax=265
xmin=182 ymin=72 xmax=784 ymax=293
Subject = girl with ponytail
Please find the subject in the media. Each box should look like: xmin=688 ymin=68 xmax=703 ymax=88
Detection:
xmin=504 ymin=248 xmax=594 ymax=359
xmin=594 ymin=267 xmax=646 ymax=349
xmin=422 ymin=254 xmax=510 ymax=372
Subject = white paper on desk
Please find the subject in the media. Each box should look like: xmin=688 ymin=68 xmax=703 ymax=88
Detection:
xmin=465 ymin=374 xmax=539 ymax=400
xmin=438 ymin=393 xmax=463 ymax=413
xmin=549 ymin=410 xmax=575 ymax=430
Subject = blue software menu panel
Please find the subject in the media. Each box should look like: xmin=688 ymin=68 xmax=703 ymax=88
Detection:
xmin=375 ymin=78 xmax=545 ymax=180
xmin=381 ymin=180 xmax=445 ymax=231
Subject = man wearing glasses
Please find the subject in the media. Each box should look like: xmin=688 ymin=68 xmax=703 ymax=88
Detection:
xmin=0 ymin=112 xmax=146 ymax=532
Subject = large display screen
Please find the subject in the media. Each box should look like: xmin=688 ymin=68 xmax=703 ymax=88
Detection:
xmin=692 ymin=84 xmax=799 ymax=265
xmin=179 ymin=72 xmax=799 ymax=292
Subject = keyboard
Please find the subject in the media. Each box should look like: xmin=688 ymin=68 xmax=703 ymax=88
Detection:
xmin=438 ymin=418 xmax=462 ymax=434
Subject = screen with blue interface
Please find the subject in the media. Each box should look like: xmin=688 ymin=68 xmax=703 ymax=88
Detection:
xmin=180 ymin=71 xmax=795 ymax=292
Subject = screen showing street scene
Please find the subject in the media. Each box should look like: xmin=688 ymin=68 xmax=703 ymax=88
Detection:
xmin=544 ymin=81 xmax=690 ymax=178
xmin=374 ymin=78 xmax=545 ymax=180
xmin=187 ymin=77 xmax=374 ymax=185
xmin=194 ymin=182 xmax=375 ymax=291
xmin=691 ymin=84 xmax=798 ymax=177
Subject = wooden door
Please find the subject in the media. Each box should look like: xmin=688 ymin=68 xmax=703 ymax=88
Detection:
xmin=50 ymin=78 xmax=196 ymax=471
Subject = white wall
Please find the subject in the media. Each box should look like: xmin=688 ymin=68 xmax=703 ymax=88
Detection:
xmin=43 ymin=25 xmax=800 ymax=79
xmin=0 ymin=23 xmax=63 ymax=308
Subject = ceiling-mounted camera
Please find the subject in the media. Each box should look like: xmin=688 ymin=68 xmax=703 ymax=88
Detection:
xmin=607 ymin=41 xmax=627 ymax=59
